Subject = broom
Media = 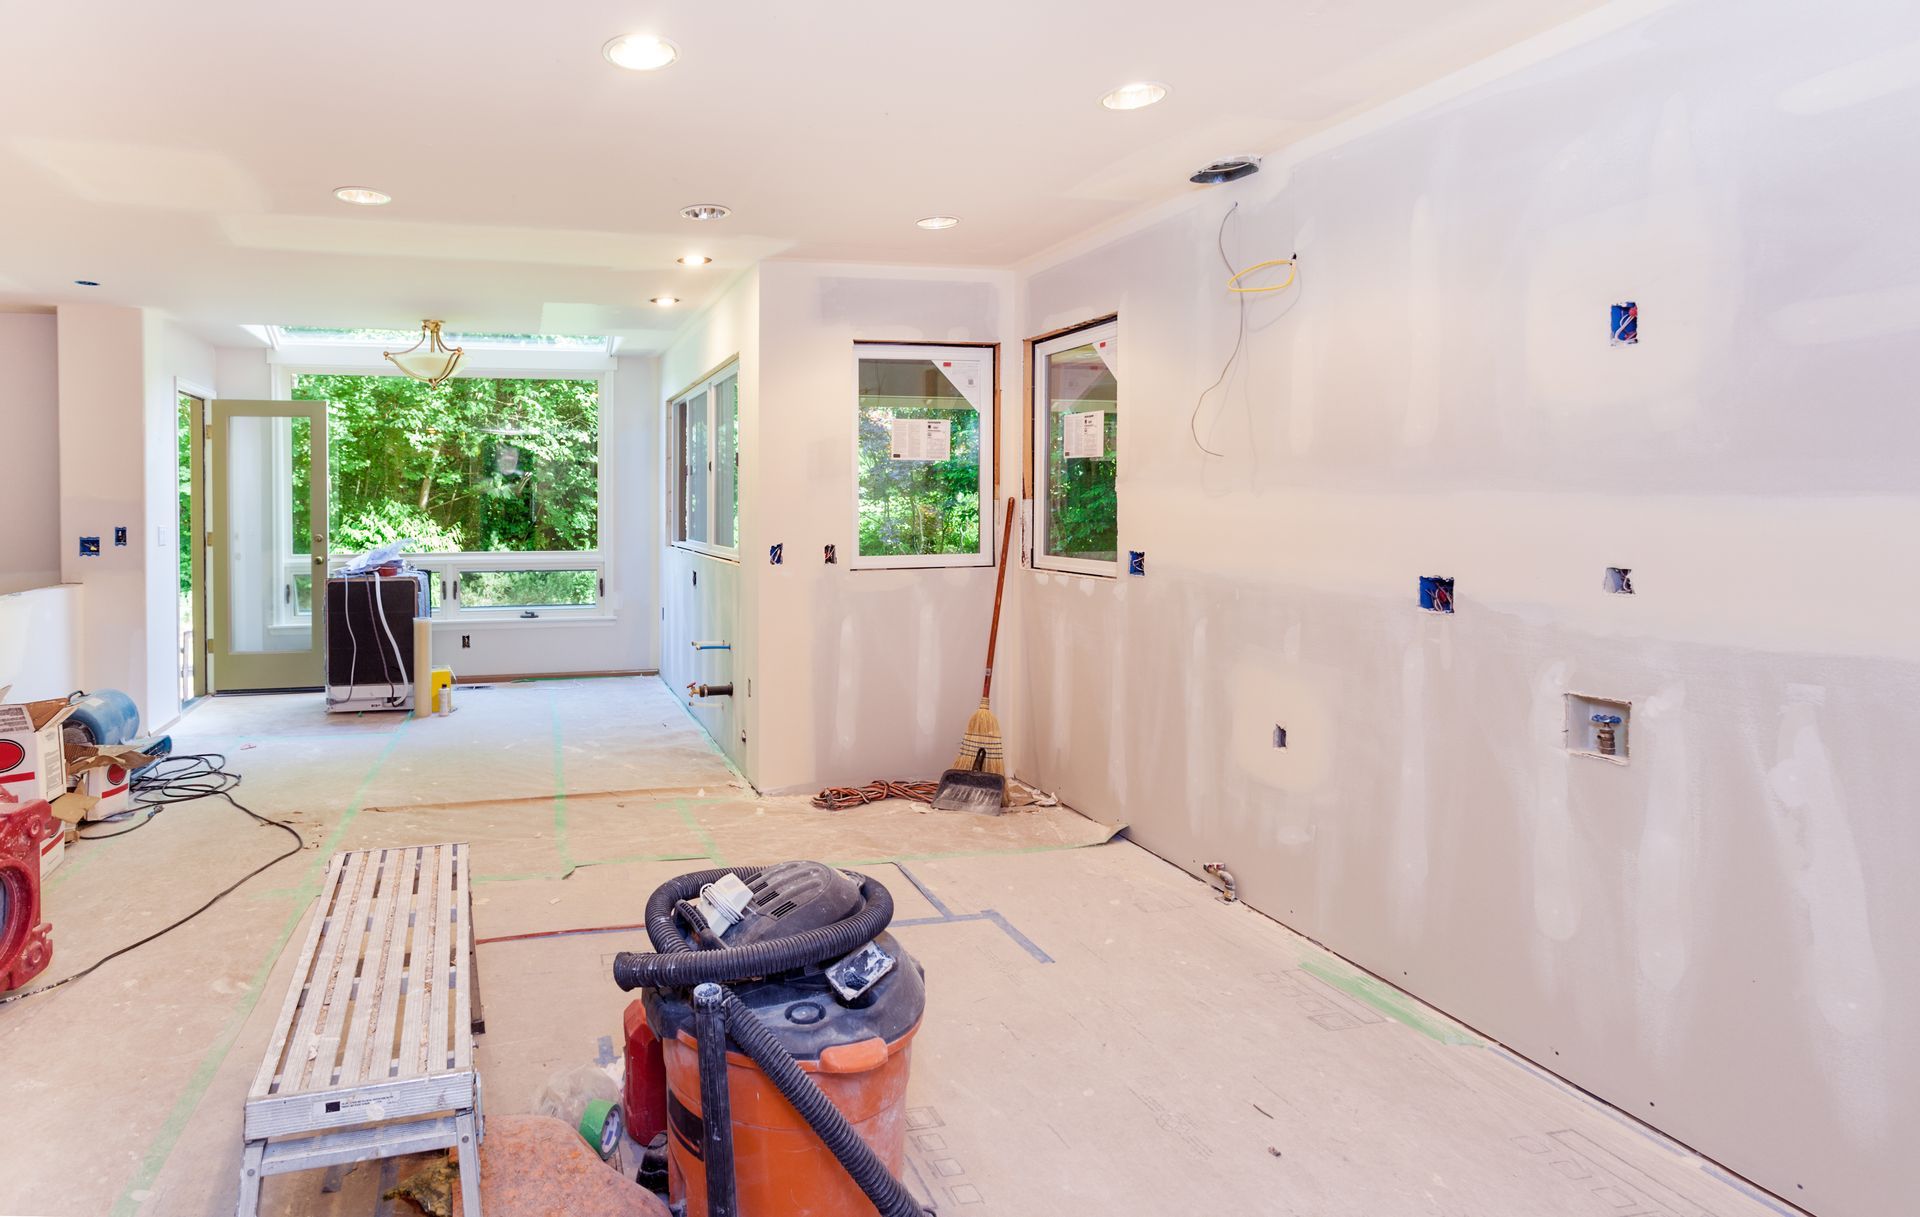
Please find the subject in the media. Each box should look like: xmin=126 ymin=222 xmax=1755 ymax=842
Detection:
xmin=934 ymin=499 xmax=1017 ymax=811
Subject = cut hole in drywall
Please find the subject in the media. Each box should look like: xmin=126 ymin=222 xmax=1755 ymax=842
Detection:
xmin=1604 ymin=567 xmax=1634 ymax=594
xmin=1566 ymin=693 xmax=1630 ymax=761
xmin=1418 ymin=576 xmax=1454 ymax=613
xmin=1272 ymin=725 xmax=1288 ymax=749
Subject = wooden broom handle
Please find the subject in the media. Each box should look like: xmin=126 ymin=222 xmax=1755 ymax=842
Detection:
xmin=981 ymin=498 xmax=1017 ymax=700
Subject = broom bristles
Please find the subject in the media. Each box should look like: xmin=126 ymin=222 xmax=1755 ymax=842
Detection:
xmin=955 ymin=698 xmax=1004 ymax=774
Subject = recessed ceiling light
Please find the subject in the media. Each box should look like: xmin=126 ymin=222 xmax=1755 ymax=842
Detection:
xmin=680 ymin=204 xmax=732 ymax=222
xmin=603 ymin=34 xmax=679 ymax=71
xmin=74 ymin=279 xmax=100 ymax=287
xmin=333 ymin=187 xmax=391 ymax=206
xmin=916 ymin=215 xmax=959 ymax=230
xmin=651 ymin=296 xmax=680 ymax=306
xmin=676 ymin=254 xmax=713 ymax=267
xmin=1100 ymin=81 xmax=1169 ymax=111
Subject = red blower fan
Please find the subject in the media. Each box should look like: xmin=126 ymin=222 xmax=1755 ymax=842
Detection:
xmin=0 ymin=800 xmax=55 ymax=991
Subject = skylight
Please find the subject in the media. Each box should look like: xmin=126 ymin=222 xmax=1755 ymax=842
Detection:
xmin=270 ymin=326 xmax=609 ymax=351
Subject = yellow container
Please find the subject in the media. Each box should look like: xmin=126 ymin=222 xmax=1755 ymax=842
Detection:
xmin=430 ymin=667 xmax=456 ymax=715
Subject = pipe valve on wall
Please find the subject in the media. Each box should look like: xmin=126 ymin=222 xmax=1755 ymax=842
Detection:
xmin=688 ymin=682 xmax=734 ymax=699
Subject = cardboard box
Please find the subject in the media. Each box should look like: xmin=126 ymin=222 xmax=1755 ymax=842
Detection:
xmin=0 ymin=697 xmax=76 ymax=808
xmin=60 ymin=744 xmax=146 ymax=822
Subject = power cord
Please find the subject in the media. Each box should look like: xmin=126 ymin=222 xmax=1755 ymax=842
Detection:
xmin=0 ymin=753 xmax=304 ymax=1006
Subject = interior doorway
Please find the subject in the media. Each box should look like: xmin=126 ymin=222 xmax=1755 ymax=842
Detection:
xmin=207 ymin=398 xmax=330 ymax=692
xmin=177 ymin=388 xmax=207 ymax=703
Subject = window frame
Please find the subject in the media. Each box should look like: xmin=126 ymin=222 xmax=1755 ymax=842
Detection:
xmin=1031 ymin=318 xmax=1120 ymax=578
xmin=849 ymin=341 xmax=997 ymax=572
xmin=273 ymin=362 xmax=612 ymax=622
xmin=669 ymin=360 xmax=741 ymax=560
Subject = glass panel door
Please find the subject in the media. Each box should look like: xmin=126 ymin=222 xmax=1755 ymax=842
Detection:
xmin=209 ymin=399 xmax=328 ymax=691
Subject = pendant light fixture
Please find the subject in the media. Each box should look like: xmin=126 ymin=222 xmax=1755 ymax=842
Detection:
xmin=384 ymin=320 xmax=465 ymax=387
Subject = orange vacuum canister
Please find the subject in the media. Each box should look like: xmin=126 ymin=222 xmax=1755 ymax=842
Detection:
xmin=617 ymin=862 xmax=928 ymax=1217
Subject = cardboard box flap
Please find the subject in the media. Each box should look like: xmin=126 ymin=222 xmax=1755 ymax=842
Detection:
xmin=64 ymin=743 xmax=154 ymax=773
xmin=50 ymin=789 xmax=96 ymax=824
xmin=23 ymin=698 xmax=79 ymax=732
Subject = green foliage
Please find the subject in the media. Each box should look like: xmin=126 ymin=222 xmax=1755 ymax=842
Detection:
xmin=292 ymin=374 xmax=598 ymax=558
xmin=856 ymin=401 xmax=981 ymax=557
xmin=461 ymin=569 xmax=597 ymax=608
xmin=1044 ymin=412 xmax=1118 ymax=560
xmin=177 ymin=395 xmax=194 ymax=596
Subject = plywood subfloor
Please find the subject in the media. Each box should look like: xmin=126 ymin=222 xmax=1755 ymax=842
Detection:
xmin=0 ymin=677 xmax=1794 ymax=1217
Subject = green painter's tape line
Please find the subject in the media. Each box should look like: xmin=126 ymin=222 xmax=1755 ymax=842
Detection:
xmin=1300 ymin=958 xmax=1481 ymax=1046
xmin=671 ymin=798 xmax=726 ymax=866
xmin=111 ymin=718 xmax=412 ymax=1217
xmin=547 ymin=686 xmax=574 ymax=873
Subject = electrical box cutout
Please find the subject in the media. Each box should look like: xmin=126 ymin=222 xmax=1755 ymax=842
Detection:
xmin=1272 ymin=726 xmax=1288 ymax=749
xmin=1418 ymin=576 xmax=1455 ymax=614
xmin=113 ymin=526 xmax=128 ymax=547
xmin=1567 ymin=694 xmax=1630 ymax=762
xmin=1605 ymin=567 xmax=1634 ymax=594
xmin=78 ymin=536 xmax=100 ymax=557
xmin=1611 ymin=301 xmax=1638 ymax=346
xmin=1128 ymin=550 xmax=1146 ymax=576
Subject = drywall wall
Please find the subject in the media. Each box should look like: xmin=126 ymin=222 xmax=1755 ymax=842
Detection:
xmin=1008 ymin=1 xmax=1915 ymax=1213
xmin=54 ymin=305 xmax=214 ymax=729
xmin=751 ymin=262 xmax=1014 ymax=792
xmin=57 ymin=303 xmax=154 ymax=721
xmin=660 ymin=269 xmax=760 ymax=773
xmin=0 ymin=585 xmax=82 ymax=701
xmin=0 ymin=312 xmax=61 ymax=592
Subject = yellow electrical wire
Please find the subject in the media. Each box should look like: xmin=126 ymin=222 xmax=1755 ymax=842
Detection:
xmin=1227 ymin=258 xmax=1297 ymax=294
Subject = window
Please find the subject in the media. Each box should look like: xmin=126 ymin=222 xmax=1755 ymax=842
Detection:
xmin=852 ymin=344 xmax=994 ymax=568
xmin=1032 ymin=320 xmax=1118 ymax=574
xmin=673 ymin=363 xmax=739 ymax=554
xmin=287 ymin=372 xmax=605 ymax=615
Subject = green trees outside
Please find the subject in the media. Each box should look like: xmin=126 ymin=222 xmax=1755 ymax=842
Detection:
xmin=291 ymin=374 xmax=599 ymax=556
xmin=856 ymin=401 xmax=982 ymax=557
xmin=1044 ymin=409 xmax=1119 ymax=560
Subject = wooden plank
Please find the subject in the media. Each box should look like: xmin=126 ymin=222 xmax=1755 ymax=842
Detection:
xmin=361 ymin=847 xmax=420 ymax=1085
xmin=249 ymin=851 xmax=348 ymax=1100
xmin=425 ymin=844 xmax=456 ymax=1075
xmin=341 ymin=849 xmax=403 ymax=1087
xmin=294 ymin=849 xmax=379 ymax=1094
xmin=280 ymin=850 xmax=368 ymax=1095
xmin=394 ymin=845 xmax=438 ymax=1081
xmin=451 ymin=844 xmax=473 ymax=1069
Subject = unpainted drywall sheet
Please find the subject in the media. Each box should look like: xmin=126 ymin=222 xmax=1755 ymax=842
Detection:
xmin=1007 ymin=1 xmax=1919 ymax=1213
xmin=751 ymin=262 xmax=1015 ymax=792
xmin=0 ymin=312 xmax=61 ymax=591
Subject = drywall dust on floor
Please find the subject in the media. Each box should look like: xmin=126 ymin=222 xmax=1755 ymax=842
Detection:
xmin=0 ymin=677 xmax=1792 ymax=1217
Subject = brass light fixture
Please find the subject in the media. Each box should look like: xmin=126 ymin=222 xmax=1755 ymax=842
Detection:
xmin=383 ymin=320 xmax=465 ymax=386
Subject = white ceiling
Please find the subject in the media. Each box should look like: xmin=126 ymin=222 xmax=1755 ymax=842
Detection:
xmin=0 ymin=0 xmax=1602 ymax=351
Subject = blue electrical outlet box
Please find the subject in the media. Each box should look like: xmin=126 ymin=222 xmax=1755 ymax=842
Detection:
xmin=1128 ymin=550 xmax=1146 ymax=576
xmin=768 ymin=542 xmax=783 ymax=565
xmin=1419 ymin=576 xmax=1455 ymax=613
xmin=1611 ymin=301 xmax=1638 ymax=345
xmin=113 ymin=526 xmax=128 ymax=547
xmin=79 ymin=536 xmax=101 ymax=557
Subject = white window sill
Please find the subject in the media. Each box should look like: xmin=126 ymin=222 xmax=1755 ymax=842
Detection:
xmin=672 ymin=543 xmax=740 ymax=563
xmin=431 ymin=613 xmax=617 ymax=629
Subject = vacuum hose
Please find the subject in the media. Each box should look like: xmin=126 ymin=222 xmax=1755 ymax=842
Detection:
xmin=716 ymin=987 xmax=930 ymax=1217
xmin=610 ymin=867 xmax=895 ymax=990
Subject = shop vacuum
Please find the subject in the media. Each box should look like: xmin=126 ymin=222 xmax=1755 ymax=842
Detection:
xmin=611 ymin=861 xmax=933 ymax=1216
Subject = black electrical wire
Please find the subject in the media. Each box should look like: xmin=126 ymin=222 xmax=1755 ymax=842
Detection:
xmin=0 ymin=753 xmax=304 ymax=1007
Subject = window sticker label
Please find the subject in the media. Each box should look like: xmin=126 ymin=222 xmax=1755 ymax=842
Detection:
xmin=930 ymin=359 xmax=985 ymax=409
xmin=889 ymin=418 xmax=952 ymax=462
xmin=1063 ymin=410 xmax=1105 ymax=460
xmin=1091 ymin=336 xmax=1118 ymax=375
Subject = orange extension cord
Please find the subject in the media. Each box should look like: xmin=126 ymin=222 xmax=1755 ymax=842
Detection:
xmin=809 ymin=779 xmax=939 ymax=811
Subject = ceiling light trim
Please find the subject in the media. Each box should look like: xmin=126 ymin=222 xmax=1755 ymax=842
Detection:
xmin=1100 ymin=81 xmax=1169 ymax=111
xmin=916 ymin=215 xmax=960 ymax=230
xmin=602 ymin=33 xmax=680 ymax=71
xmin=333 ymin=186 xmax=392 ymax=206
